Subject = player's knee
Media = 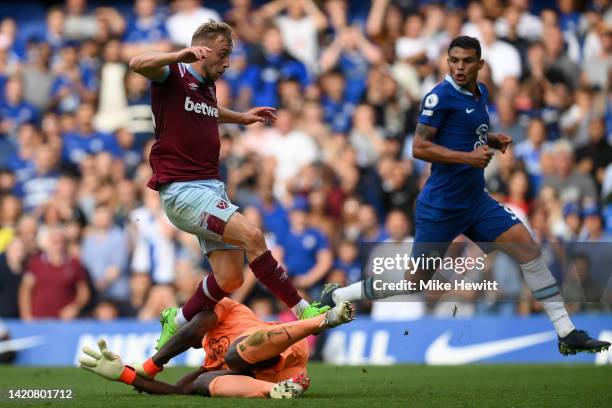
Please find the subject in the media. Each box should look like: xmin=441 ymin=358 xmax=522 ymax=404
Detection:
xmin=242 ymin=225 xmax=266 ymax=251
xmin=216 ymin=273 xmax=243 ymax=292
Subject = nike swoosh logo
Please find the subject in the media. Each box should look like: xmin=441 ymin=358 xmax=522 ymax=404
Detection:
xmin=425 ymin=331 xmax=556 ymax=365
xmin=466 ymin=108 xmax=475 ymax=114
xmin=0 ymin=336 xmax=45 ymax=354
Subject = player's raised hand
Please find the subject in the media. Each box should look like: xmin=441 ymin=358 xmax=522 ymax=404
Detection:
xmin=174 ymin=46 xmax=212 ymax=64
xmin=241 ymin=107 xmax=277 ymax=125
xmin=79 ymin=339 xmax=125 ymax=381
xmin=466 ymin=145 xmax=494 ymax=168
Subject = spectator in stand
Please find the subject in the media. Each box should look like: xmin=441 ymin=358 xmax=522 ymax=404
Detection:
xmin=514 ymin=117 xmax=552 ymax=191
xmin=575 ymin=118 xmax=612 ymax=190
xmin=81 ymin=205 xmax=130 ymax=308
xmin=0 ymin=238 xmax=26 ymax=318
xmin=479 ymin=19 xmax=522 ymax=87
xmin=504 ymin=169 xmax=532 ymax=219
xmin=492 ymin=96 xmax=527 ymax=144
xmin=240 ymin=26 xmax=310 ymax=109
xmin=0 ymin=18 xmax=21 ymax=63
xmin=258 ymin=0 xmax=327 ymax=74
xmin=579 ymin=203 xmax=612 ymax=242
xmin=6 ymin=124 xmax=41 ymax=183
xmin=584 ymin=25 xmax=612 ymax=90
xmin=93 ymin=39 xmax=129 ymax=133
xmin=43 ymin=7 xmax=67 ymax=52
xmin=542 ymin=140 xmax=598 ymax=205
xmin=165 ymin=0 xmax=220 ymax=47
xmin=328 ymin=239 xmax=360 ymax=287
xmin=50 ymin=45 xmax=97 ymax=113
xmin=349 ymin=104 xmax=385 ymax=168
xmin=279 ymin=196 xmax=332 ymax=298
xmin=319 ymin=69 xmax=353 ymax=134
xmin=61 ymin=103 xmax=120 ymax=168
xmin=124 ymin=71 xmax=154 ymax=146
xmin=18 ymin=227 xmax=90 ymax=320
xmin=0 ymin=76 xmax=39 ymax=139
xmin=319 ymin=25 xmax=383 ymax=104
xmin=21 ymin=42 xmax=54 ymax=112
xmin=122 ymin=0 xmax=171 ymax=61
xmin=0 ymin=195 xmax=21 ymax=252
xmin=14 ymin=144 xmax=60 ymax=212
xmin=555 ymin=202 xmax=582 ymax=241
xmin=494 ymin=0 xmax=542 ymax=41
xmin=267 ymin=109 xmax=318 ymax=200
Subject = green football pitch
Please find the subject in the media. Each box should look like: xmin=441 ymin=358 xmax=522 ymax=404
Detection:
xmin=1 ymin=364 xmax=611 ymax=407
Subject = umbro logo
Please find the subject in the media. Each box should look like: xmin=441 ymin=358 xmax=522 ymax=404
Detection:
xmin=466 ymin=108 xmax=475 ymax=114
xmin=188 ymin=82 xmax=199 ymax=90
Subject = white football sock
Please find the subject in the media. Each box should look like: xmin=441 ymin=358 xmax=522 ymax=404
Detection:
xmin=291 ymin=299 xmax=311 ymax=318
xmin=332 ymin=281 xmax=365 ymax=303
xmin=174 ymin=308 xmax=188 ymax=327
xmin=521 ymin=255 xmax=575 ymax=337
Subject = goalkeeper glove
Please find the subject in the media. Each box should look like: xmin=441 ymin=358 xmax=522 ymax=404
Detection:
xmin=79 ymin=339 xmax=136 ymax=385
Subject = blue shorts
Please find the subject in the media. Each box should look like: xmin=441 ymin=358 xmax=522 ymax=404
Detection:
xmin=412 ymin=193 xmax=521 ymax=257
xmin=160 ymin=179 xmax=240 ymax=255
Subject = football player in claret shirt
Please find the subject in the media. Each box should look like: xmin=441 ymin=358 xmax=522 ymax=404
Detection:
xmin=129 ymin=20 xmax=329 ymax=351
xmin=320 ymin=36 xmax=610 ymax=356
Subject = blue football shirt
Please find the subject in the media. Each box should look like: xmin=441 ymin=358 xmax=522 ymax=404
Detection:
xmin=417 ymin=75 xmax=491 ymax=210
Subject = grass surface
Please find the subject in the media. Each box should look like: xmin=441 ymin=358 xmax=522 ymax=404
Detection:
xmin=1 ymin=363 xmax=611 ymax=407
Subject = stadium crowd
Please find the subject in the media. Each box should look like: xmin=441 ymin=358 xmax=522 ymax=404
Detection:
xmin=0 ymin=0 xmax=611 ymax=322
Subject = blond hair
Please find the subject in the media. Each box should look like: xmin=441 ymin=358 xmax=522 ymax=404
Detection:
xmin=191 ymin=19 xmax=233 ymax=48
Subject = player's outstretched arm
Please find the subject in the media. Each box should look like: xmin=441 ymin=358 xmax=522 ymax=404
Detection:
xmin=218 ymin=106 xmax=277 ymax=125
xmin=80 ymin=339 xmax=206 ymax=395
xmin=136 ymin=310 xmax=218 ymax=379
xmin=128 ymin=47 xmax=212 ymax=81
xmin=413 ymin=123 xmax=493 ymax=168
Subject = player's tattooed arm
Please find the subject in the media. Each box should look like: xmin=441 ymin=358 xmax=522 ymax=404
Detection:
xmin=413 ymin=123 xmax=462 ymax=164
xmin=413 ymin=123 xmax=493 ymax=168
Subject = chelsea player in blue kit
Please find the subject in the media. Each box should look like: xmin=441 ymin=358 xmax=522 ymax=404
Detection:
xmin=321 ymin=36 xmax=610 ymax=355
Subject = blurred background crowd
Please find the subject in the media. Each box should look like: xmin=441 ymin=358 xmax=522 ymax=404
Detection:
xmin=0 ymin=0 xmax=611 ymax=323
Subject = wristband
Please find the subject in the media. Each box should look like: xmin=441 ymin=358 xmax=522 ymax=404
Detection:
xmin=143 ymin=357 xmax=163 ymax=378
xmin=119 ymin=366 xmax=137 ymax=385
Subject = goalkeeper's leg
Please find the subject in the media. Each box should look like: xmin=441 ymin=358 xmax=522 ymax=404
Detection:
xmin=225 ymin=301 xmax=353 ymax=371
xmin=198 ymin=372 xmax=310 ymax=399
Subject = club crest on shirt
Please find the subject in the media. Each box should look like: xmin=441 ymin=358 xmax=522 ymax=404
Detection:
xmin=208 ymin=335 xmax=230 ymax=361
xmin=424 ymin=93 xmax=439 ymax=108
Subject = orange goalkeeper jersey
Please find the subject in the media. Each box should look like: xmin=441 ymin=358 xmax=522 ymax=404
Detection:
xmin=202 ymin=298 xmax=309 ymax=382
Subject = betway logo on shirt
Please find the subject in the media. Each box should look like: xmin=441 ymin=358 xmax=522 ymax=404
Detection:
xmin=184 ymin=97 xmax=218 ymax=118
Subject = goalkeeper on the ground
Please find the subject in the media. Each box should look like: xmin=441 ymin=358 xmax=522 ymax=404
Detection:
xmin=79 ymin=299 xmax=353 ymax=399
